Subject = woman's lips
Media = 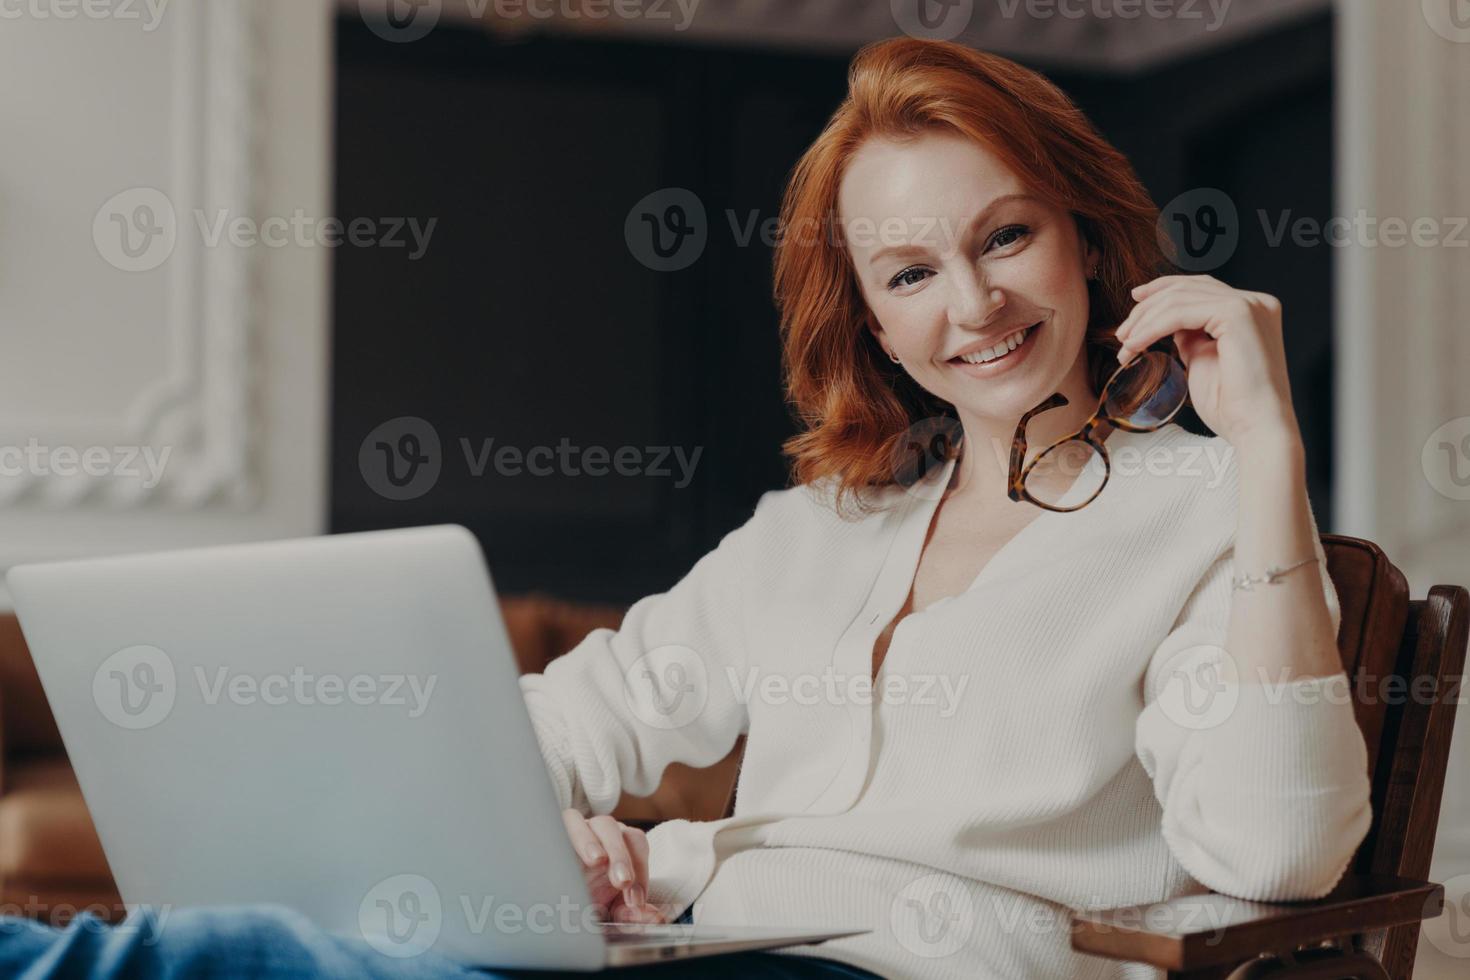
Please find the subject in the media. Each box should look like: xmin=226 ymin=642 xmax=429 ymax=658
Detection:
xmin=947 ymin=319 xmax=1043 ymax=375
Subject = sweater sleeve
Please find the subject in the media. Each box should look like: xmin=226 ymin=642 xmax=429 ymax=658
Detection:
xmin=1132 ymin=528 xmax=1374 ymax=901
xmin=517 ymin=500 xmax=761 ymax=817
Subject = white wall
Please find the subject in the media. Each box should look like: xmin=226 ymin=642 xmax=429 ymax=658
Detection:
xmin=1335 ymin=1 xmax=1470 ymax=974
xmin=0 ymin=0 xmax=333 ymax=603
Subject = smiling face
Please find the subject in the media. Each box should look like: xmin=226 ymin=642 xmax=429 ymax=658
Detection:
xmin=839 ymin=130 xmax=1100 ymax=435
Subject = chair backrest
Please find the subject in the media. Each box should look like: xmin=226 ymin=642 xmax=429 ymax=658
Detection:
xmin=1321 ymin=534 xmax=1467 ymax=978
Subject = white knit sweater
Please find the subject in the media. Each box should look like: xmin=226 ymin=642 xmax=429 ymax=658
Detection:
xmin=519 ymin=422 xmax=1373 ymax=980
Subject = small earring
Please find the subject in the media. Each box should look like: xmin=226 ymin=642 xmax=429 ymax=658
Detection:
xmin=887 ymin=350 xmax=902 ymax=364
xmin=1088 ymin=266 xmax=1099 ymax=279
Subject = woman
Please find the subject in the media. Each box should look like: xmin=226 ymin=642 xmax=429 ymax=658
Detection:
xmin=1 ymin=36 xmax=1370 ymax=980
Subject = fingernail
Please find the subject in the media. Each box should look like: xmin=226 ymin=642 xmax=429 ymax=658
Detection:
xmin=626 ymin=885 xmax=645 ymax=907
xmin=611 ymin=863 xmax=631 ymax=887
xmin=582 ymin=844 xmax=605 ymax=864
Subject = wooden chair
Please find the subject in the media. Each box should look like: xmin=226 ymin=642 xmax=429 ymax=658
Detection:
xmin=1069 ymin=534 xmax=1467 ymax=979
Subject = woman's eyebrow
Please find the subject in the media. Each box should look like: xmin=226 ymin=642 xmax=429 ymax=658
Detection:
xmin=862 ymin=192 xmax=1041 ymax=267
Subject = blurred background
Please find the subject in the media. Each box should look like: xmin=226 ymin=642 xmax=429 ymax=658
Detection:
xmin=1 ymin=0 xmax=1467 ymax=972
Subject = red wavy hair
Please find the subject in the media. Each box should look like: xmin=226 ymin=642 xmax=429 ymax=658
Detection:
xmin=774 ymin=36 xmax=1177 ymax=514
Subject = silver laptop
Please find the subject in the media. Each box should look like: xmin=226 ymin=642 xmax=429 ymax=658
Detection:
xmin=6 ymin=525 xmax=868 ymax=970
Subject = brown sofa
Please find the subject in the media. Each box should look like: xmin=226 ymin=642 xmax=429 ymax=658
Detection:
xmin=0 ymin=595 xmax=742 ymax=922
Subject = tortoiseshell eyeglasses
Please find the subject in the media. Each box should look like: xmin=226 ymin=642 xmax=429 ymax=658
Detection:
xmin=1006 ymin=348 xmax=1188 ymax=512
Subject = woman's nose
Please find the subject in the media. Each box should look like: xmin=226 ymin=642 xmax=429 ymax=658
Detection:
xmin=946 ymin=266 xmax=1006 ymax=329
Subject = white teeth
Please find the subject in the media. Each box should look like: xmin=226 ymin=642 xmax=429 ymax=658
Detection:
xmin=958 ymin=325 xmax=1031 ymax=364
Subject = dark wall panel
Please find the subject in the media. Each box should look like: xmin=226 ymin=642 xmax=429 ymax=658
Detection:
xmin=332 ymin=14 xmax=1335 ymax=603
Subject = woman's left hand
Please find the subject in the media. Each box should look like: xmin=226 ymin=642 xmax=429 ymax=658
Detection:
xmin=1114 ymin=274 xmax=1302 ymax=450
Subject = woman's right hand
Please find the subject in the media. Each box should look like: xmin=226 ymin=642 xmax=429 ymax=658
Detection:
xmin=561 ymin=809 xmax=668 ymax=924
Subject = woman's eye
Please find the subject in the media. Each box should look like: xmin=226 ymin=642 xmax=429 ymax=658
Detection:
xmin=989 ymin=224 xmax=1030 ymax=250
xmin=887 ymin=266 xmax=930 ymax=290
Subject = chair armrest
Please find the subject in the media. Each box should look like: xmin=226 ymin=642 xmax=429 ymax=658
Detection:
xmin=1069 ymin=874 xmax=1443 ymax=972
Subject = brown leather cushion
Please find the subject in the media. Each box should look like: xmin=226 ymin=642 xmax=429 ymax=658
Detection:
xmin=0 ymin=879 xmax=124 ymax=924
xmin=0 ymin=615 xmax=63 ymax=757
xmin=499 ymin=592 xmax=627 ymax=675
xmin=0 ymin=758 xmax=111 ymax=883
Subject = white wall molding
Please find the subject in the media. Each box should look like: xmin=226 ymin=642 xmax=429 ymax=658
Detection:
xmin=0 ymin=0 xmax=331 ymax=582
xmin=0 ymin=2 xmax=264 ymax=510
xmin=1335 ymin=3 xmax=1470 ymax=974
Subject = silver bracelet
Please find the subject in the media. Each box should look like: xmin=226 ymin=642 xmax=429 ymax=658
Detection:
xmin=1231 ymin=555 xmax=1320 ymax=592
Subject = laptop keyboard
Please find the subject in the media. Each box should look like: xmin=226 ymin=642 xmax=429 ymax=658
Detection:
xmin=596 ymin=923 xmax=726 ymax=944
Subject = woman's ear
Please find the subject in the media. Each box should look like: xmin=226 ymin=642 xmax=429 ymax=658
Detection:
xmin=1081 ymin=237 xmax=1101 ymax=278
xmin=864 ymin=309 xmax=891 ymax=359
xmin=1072 ymin=215 xmax=1100 ymax=277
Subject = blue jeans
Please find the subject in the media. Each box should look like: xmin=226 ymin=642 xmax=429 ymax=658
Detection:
xmin=0 ymin=905 xmax=882 ymax=979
